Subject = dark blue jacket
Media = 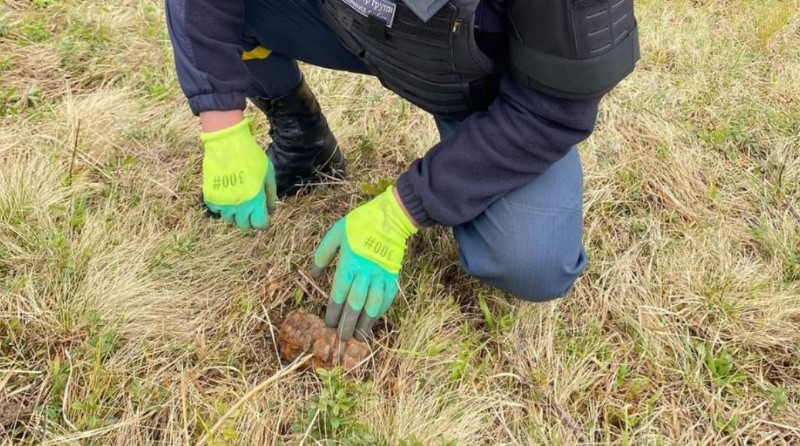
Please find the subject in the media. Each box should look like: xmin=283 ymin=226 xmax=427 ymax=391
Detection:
xmin=166 ymin=0 xmax=600 ymax=227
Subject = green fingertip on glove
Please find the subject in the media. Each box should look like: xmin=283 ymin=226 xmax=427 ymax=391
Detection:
xmin=201 ymin=118 xmax=277 ymax=230
xmin=311 ymin=186 xmax=418 ymax=341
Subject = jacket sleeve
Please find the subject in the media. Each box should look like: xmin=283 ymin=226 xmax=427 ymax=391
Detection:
xmin=394 ymin=0 xmax=639 ymax=227
xmin=395 ymin=74 xmax=599 ymax=227
xmin=165 ymin=0 xmax=253 ymax=115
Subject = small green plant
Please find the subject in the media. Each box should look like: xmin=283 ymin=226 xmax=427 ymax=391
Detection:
xmin=292 ymin=367 xmax=378 ymax=445
xmin=19 ymin=17 xmax=50 ymax=43
xmin=139 ymin=66 xmax=171 ymax=99
xmin=714 ymin=414 xmax=742 ymax=436
xmin=32 ymin=0 xmax=56 ymax=8
xmin=448 ymin=349 xmax=470 ymax=382
xmin=71 ymin=393 xmax=102 ymax=429
xmin=87 ymin=328 xmax=119 ymax=362
xmin=0 ymin=55 xmax=13 ymax=76
xmin=353 ymin=134 xmax=378 ymax=155
xmin=198 ymin=400 xmax=240 ymax=446
xmin=766 ymin=384 xmax=786 ymax=415
xmin=606 ymin=405 xmax=641 ymax=442
xmin=44 ymin=358 xmax=70 ymax=422
xmin=784 ymin=250 xmax=799 ymax=282
xmin=359 ymin=178 xmax=395 ymax=198
xmin=477 ymin=292 xmax=513 ymax=332
xmin=615 ymin=363 xmax=630 ymax=388
xmin=695 ymin=343 xmax=745 ymax=389
xmin=0 ymin=18 xmax=10 ymax=37
xmin=0 ymin=87 xmax=19 ymax=115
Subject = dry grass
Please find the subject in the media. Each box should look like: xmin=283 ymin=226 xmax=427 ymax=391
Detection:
xmin=1 ymin=0 xmax=799 ymax=444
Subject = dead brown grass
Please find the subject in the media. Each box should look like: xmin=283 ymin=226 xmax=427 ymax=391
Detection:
xmin=1 ymin=0 xmax=799 ymax=444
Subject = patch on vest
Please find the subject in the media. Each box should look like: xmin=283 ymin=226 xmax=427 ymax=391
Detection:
xmin=339 ymin=0 xmax=397 ymax=27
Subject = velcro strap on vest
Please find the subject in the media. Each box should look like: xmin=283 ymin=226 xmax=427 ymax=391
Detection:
xmin=509 ymin=23 xmax=640 ymax=100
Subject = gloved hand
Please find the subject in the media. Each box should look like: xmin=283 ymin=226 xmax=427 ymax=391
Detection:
xmin=311 ymin=186 xmax=418 ymax=341
xmin=201 ymin=118 xmax=277 ymax=230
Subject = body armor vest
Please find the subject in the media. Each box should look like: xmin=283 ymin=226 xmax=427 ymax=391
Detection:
xmin=320 ymin=0 xmax=501 ymax=118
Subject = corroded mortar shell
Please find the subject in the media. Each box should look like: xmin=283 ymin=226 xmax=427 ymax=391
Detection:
xmin=278 ymin=309 xmax=370 ymax=370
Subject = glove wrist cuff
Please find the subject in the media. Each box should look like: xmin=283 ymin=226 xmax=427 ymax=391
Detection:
xmin=386 ymin=186 xmax=419 ymax=239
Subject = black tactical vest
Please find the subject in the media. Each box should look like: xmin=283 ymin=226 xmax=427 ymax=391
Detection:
xmin=320 ymin=0 xmax=502 ymax=118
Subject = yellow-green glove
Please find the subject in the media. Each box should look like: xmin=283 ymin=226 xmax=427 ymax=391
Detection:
xmin=311 ymin=186 xmax=418 ymax=341
xmin=201 ymin=118 xmax=277 ymax=230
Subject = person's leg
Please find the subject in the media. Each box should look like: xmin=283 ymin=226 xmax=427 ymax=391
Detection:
xmin=243 ymin=54 xmax=302 ymax=101
xmin=241 ymin=0 xmax=369 ymax=99
xmin=435 ymin=117 xmax=587 ymax=302
xmin=238 ymin=0 xmax=371 ymax=196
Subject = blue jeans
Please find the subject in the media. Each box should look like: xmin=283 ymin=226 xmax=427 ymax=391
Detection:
xmin=242 ymin=0 xmax=587 ymax=301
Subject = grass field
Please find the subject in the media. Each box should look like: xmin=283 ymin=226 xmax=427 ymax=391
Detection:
xmin=1 ymin=0 xmax=799 ymax=444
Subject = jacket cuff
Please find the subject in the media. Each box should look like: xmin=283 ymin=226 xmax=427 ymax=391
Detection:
xmin=396 ymin=173 xmax=436 ymax=228
xmin=187 ymin=92 xmax=247 ymax=116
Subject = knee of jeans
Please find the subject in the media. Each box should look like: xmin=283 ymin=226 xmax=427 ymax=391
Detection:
xmin=461 ymin=241 xmax=586 ymax=303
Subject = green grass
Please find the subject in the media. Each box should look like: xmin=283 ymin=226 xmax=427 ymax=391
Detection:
xmin=1 ymin=0 xmax=799 ymax=444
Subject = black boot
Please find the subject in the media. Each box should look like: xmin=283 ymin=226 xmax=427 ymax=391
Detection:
xmin=250 ymin=78 xmax=346 ymax=198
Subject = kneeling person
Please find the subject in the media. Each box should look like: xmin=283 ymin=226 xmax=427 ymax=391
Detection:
xmin=165 ymin=0 xmax=640 ymax=340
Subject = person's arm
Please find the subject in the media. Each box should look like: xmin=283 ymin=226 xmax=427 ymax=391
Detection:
xmin=166 ymin=0 xmax=277 ymax=231
xmin=200 ymin=110 xmax=245 ymax=133
xmin=395 ymin=75 xmax=599 ymax=227
xmin=165 ymin=0 xmax=252 ymax=117
xmin=396 ymin=0 xmax=639 ymax=227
